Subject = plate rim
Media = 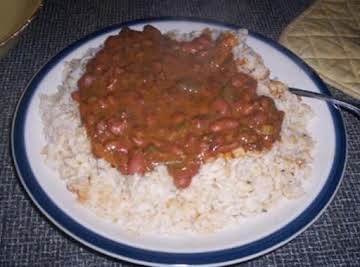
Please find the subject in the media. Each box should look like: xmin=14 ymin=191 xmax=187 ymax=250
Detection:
xmin=11 ymin=17 xmax=347 ymax=266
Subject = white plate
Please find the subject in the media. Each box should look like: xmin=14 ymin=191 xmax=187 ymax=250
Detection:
xmin=11 ymin=18 xmax=347 ymax=266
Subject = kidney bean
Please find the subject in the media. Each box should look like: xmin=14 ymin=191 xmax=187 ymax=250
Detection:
xmin=181 ymin=35 xmax=211 ymax=54
xmin=221 ymin=86 xmax=235 ymax=102
xmin=209 ymin=134 xmax=225 ymax=152
xmin=146 ymin=114 xmax=157 ymax=126
xmin=128 ymin=152 xmax=146 ymax=175
xmin=152 ymin=61 xmax=162 ymax=73
xmin=173 ymin=112 xmax=185 ymax=124
xmin=181 ymin=43 xmax=199 ymax=54
xmin=173 ymin=175 xmax=192 ymax=189
xmin=143 ymin=25 xmax=162 ymax=38
xmin=171 ymin=164 xmax=200 ymax=189
xmin=78 ymin=74 xmax=95 ymax=88
xmin=98 ymin=98 xmax=109 ymax=109
xmin=104 ymin=35 xmax=119 ymax=49
xmin=241 ymin=91 xmax=255 ymax=102
xmin=117 ymin=155 xmax=129 ymax=175
xmin=131 ymin=132 xmax=149 ymax=147
xmin=238 ymin=131 xmax=258 ymax=144
xmin=71 ymin=91 xmax=81 ymax=102
xmin=85 ymin=114 xmax=96 ymax=126
xmin=115 ymin=67 xmax=124 ymax=74
xmin=108 ymin=118 xmax=127 ymax=135
xmin=209 ymin=118 xmax=239 ymax=132
xmin=105 ymin=139 xmax=133 ymax=154
xmin=198 ymin=50 xmax=210 ymax=57
xmin=234 ymin=101 xmax=254 ymax=115
xmin=212 ymin=98 xmax=230 ymax=115
xmin=185 ymin=134 xmax=199 ymax=149
xmin=231 ymin=74 xmax=247 ymax=88
xmin=198 ymin=141 xmax=210 ymax=158
xmin=231 ymin=73 xmax=257 ymax=91
xmin=128 ymin=91 xmax=141 ymax=101
xmin=168 ymin=144 xmax=185 ymax=156
xmin=196 ymin=35 xmax=212 ymax=48
xmin=106 ymin=95 xmax=116 ymax=106
xmin=119 ymin=110 xmax=129 ymax=119
xmin=191 ymin=116 xmax=209 ymax=130
xmin=106 ymin=78 xmax=118 ymax=91
xmin=215 ymin=142 xmax=240 ymax=153
xmin=94 ymin=63 xmax=106 ymax=74
xmin=258 ymin=96 xmax=274 ymax=110
xmin=95 ymin=120 xmax=107 ymax=135
xmin=250 ymin=111 xmax=267 ymax=126
xmin=214 ymin=134 xmax=225 ymax=144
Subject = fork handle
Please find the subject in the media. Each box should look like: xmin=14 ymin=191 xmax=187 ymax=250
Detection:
xmin=288 ymin=87 xmax=360 ymax=117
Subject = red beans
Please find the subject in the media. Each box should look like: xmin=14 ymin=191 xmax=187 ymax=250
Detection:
xmin=234 ymin=101 xmax=254 ymax=115
xmin=106 ymin=95 xmax=116 ymax=106
xmin=231 ymin=73 xmax=257 ymax=91
xmin=152 ymin=62 xmax=162 ymax=73
xmin=170 ymin=164 xmax=200 ymax=189
xmin=210 ymin=118 xmax=239 ymax=132
xmin=181 ymin=35 xmax=212 ymax=54
xmin=105 ymin=35 xmax=120 ymax=49
xmin=76 ymin=26 xmax=284 ymax=189
xmin=105 ymin=139 xmax=133 ymax=154
xmin=71 ymin=91 xmax=81 ymax=102
xmin=174 ymin=175 xmax=192 ymax=189
xmin=214 ymin=142 xmax=240 ymax=153
xmin=98 ymin=98 xmax=108 ymax=109
xmin=117 ymin=155 xmax=129 ymax=174
xmin=238 ymin=131 xmax=258 ymax=144
xmin=212 ymin=98 xmax=230 ymax=115
xmin=146 ymin=114 xmax=157 ymax=126
xmin=95 ymin=64 xmax=106 ymax=73
xmin=258 ymin=96 xmax=274 ymax=110
xmin=191 ymin=117 xmax=208 ymax=130
xmin=128 ymin=152 xmax=146 ymax=175
xmin=168 ymin=144 xmax=184 ymax=156
xmin=131 ymin=131 xmax=148 ymax=147
xmin=106 ymin=78 xmax=118 ymax=91
xmin=143 ymin=25 xmax=162 ymax=38
xmin=78 ymin=74 xmax=95 ymax=88
xmin=185 ymin=134 xmax=199 ymax=149
xmin=108 ymin=118 xmax=128 ymax=135
xmin=85 ymin=114 xmax=96 ymax=126
xmin=173 ymin=112 xmax=185 ymax=124
xmin=250 ymin=111 xmax=267 ymax=126
xmin=97 ymin=95 xmax=116 ymax=109
xmin=231 ymin=74 xmax=247 ymax=88
xmin=95 ymin=120 xmax=107 ymax=135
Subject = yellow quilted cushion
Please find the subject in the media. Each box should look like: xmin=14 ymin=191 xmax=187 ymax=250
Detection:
xmin=279 ymin=0 xmax=360 ymax=99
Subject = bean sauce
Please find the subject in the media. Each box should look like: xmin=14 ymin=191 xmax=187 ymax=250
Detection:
xmin=72 ymin=25 xmax=284 ymax=189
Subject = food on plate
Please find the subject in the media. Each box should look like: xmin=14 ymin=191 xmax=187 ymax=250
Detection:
xmin=71 ymin=25 xmax=284 ymax=189
xmin=40 ymin=25 xmax=314 ymax=235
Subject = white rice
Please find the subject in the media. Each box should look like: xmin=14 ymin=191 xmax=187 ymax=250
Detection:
xmin=39 ymin=29 xmax=314 ymax=235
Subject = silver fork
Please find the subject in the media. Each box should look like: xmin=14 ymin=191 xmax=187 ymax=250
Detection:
xmin=288 ymin=87 xmax=360 ymax=117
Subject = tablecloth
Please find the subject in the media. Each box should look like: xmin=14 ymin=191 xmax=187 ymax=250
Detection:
xmin=1 ymin=0 xmax=359 ymax=266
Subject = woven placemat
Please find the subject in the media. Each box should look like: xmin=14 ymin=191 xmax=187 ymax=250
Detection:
xmin=0 ymin=0 xmax=359 ymax=266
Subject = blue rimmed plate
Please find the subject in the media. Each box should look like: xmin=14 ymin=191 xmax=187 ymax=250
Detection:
xmin=11 ymin=18 xmax=347 ymax=266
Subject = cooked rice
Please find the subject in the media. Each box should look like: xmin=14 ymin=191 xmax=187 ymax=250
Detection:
xmin=39 ymin=29 xmax=314 ymax=235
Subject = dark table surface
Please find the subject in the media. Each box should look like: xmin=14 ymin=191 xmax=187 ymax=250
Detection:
xmin=1 ymin=0 xmax=360 ymax=266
